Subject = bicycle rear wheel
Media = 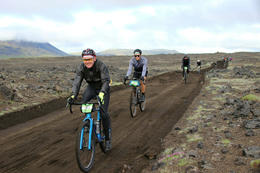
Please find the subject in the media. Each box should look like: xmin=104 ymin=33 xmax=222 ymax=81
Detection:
xmin=130 ymin=89 xmax=137 ymax=118
xmin=75 ymin=121 xmax=95 ymax=173
xmin=139 ymin=96 xmax=146 ymax=112
xmin=184 ymin=71 xmax=187 ymax=84
xmin=98 ymin=120 xmax=106 ymax=153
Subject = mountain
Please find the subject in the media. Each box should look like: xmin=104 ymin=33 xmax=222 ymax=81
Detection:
xmin=97 ymin=49 xmax=180 ymax=56
xmin=0 ymin=40 xmax=69 ymax=58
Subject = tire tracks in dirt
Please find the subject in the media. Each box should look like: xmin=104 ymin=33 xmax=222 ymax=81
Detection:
xmin=0 ymin=71 xmax=205 ymax=173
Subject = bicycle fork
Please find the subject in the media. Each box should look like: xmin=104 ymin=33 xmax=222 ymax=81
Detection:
xmin=80 ymin=111 xmax=103 ymax=150
xmin=80 ymin=114 xmax=93 ymax=150
xmin=132 ymin=88 xmax=138 ymax=104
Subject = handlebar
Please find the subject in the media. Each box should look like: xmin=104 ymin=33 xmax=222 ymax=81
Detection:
xmin=123 ymin=78 xmax=145 ymax=86
xmin=66 ymin=96 xmax=103 ymax=114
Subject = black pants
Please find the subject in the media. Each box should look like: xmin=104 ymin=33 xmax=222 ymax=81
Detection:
xmin=182 ymin=66 xmax=190 ymax=77
xmin=82 ymin=85 xmax=111 ymax=140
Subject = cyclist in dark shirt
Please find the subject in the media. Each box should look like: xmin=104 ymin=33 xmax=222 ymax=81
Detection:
xmin=67 ymin=48 xmax=112 ymax=151
xmin=182 ymin=55 xmax=190 ymax=77
xmin=197 ymin=59 xmax=201 ymax=67
xmin=124 ymin=49 xmax=148 ymax=101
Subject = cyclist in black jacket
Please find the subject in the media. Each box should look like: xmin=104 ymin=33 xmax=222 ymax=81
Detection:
xmin=67 ymin=48 xmax=112 ymax=151
xmin=182 ymin=55 xmax=190 ymax=78
xmin=197 ymin=59 xmax=201 ymax=67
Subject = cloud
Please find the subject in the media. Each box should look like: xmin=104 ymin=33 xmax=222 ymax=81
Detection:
xmin=0 ymin=0 xmax=260 ymax=53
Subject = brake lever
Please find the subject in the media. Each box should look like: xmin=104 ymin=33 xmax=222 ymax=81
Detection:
xmin=66 ymin=102 xmax=73 ymax=114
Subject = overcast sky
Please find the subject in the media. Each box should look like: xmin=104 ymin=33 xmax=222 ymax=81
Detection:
xmin=0 ymin=0 xmax=260 ymax=53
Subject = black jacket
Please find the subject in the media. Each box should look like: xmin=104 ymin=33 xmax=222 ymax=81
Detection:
xmin=182 ymin=56 xmax=190 ymax=67
xmin=72 ymin=59 xmax=110 ymax=97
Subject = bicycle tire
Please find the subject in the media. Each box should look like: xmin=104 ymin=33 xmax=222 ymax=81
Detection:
xmin=130 ymin=89 xmax=137 ymax=118
xmin=184 ymin=70 xmax=187 ymax=84
xmin=75 ymin=120 xmax=95 ymax=173
xmin=139 ymin=92 xmax=146 ymax=112
xmin=98 ymin=119 xmax=106 ymax=153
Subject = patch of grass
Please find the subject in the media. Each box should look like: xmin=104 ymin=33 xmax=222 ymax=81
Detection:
xmin=178 ymin=127 xmax=190 ymax=134
xmin=242 ymin=94 xmax=260 ymax=102
xmin=0 ymin=111 xmax=9 ymax=116
xmin=221 ymin=139 xmax=231 ymax=146
xmin=187 ymin=113 xmax=202 ymax=121
xmin=162 ymin=147 xmax=174 ymax=155
xmin=250 ymin=159 xmax=260 ymax=169
xmin=187 ymin=134 xmax=203 ymax=142
xmin=211 ymin=96 xmax=227 ymax=102
xmin=214 ymin=126 xmax=227 ymax=132
xmin=206 ymin=122 xmax=212 ymax=126
xmin=178 ymin=158 xmax=192 ymax=167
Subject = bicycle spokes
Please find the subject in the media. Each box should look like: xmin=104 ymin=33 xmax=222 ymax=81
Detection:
xmin=76 ymin=121 xmax=95 ymax=172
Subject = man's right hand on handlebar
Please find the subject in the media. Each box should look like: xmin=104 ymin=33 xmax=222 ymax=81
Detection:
xmin=67 ymin=95 xmax=75 ymax=104
xmin=124 ymin=76 xmax=128 ymax=84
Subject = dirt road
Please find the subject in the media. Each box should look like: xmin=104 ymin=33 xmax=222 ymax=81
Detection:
xmin=0 ymin=71 xmax=204 ymax=173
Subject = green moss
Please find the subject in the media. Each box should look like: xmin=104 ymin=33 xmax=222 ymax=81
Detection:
xmin=221 ymin=139 xmax=231 ymax=146
xmin=162 ymin=147 xmax=174 ymax=155
xmin=250 ymin=159 xmax=260 ymax=169
xmin=187 ymin=134 xmax=203 ymax=142
xmin=242 ymin=94 xmax=260 ymax=102
xmin=187 ymin=114 xmax=200 ymax=120
xmin=178 ymin=158 xmax=192 ymax=167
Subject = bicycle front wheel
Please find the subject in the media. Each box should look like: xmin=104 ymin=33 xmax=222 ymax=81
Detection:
xmin=184 ymin=71 xmax=187 ymax=84
xmin=75 ymin=121 xmax=95 ymax=173
xmin=130 ymin=90 xmax=137 ymax=118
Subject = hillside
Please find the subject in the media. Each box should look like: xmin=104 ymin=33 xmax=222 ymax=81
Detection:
xmin=97 ymin=49 xmax=180 ymax=56
xmin=0 ymin=40 xmax=68 ymax=58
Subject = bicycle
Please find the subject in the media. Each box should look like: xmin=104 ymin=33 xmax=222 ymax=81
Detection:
xmin=124 ymin=78 xmax=146 ymax=118
xmin=197 ymin=65 xmax=201 ymax=74
xmin=67 ymin=96 xmax=106 ymax=173
xmin=183 ymin=66 xmax=188 ymax=84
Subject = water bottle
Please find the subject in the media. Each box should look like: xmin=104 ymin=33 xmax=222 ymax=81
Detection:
xmin=96 ymin=120 xmax=100 ymax=134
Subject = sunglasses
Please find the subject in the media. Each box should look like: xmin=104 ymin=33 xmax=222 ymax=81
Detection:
xmin=82 ymin=58 xmax=94 ymax=62
xmin=134 ymin=55 xmax=140 ymax=57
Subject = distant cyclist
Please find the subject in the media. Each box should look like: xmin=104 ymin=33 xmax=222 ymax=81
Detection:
xmin=197 ymin=59 xmax=201 ymax=68
xmin=124 ymin=49 xmax=148 ymax=101
xmin=182 ymin=55 xmax=190 ymax=78
xmin=67 ymin=48 xmax=112 ymax=151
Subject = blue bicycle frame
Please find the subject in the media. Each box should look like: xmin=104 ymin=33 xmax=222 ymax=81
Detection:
xmin=80 ymin=109 xmax=104 ymax=150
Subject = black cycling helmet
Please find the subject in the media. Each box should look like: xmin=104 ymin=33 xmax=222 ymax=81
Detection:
xmin=133 ymin=49 xmax=142 ymax=55
xmin=82 ymin=48 xmax=96 ymax=57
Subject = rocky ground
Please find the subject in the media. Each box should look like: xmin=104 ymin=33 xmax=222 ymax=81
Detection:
xmin=0 ymin=52 xmax=260 ymax=173
xmin=142 ymin=53 xmax=260 ymax=173
xmin=0 ymin=53 xmax=216 ymax=116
